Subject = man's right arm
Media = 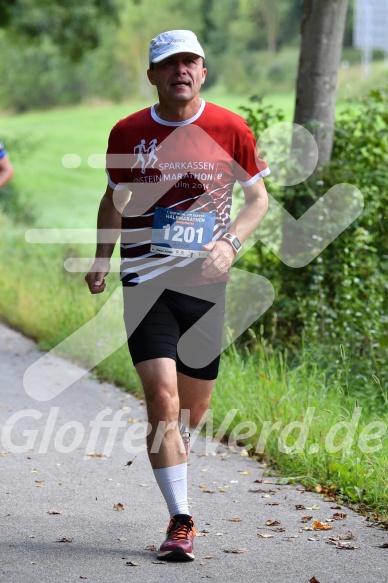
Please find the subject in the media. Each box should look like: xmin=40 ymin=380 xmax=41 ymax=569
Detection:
xmin=0 ymin=154 xmax=14 ymax=189
xmin=85 ymin=185 xmax=129 ymax=294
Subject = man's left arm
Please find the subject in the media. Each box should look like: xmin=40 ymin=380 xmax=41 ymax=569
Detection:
xmin=201 ymin=178 xmax=268 ymax=278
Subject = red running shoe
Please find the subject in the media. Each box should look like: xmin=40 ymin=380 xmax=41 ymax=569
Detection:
xmin=157 ymin=514 xmax=196 ymax=561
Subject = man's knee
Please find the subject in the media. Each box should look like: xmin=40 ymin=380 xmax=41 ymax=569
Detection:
xmin=145 ymin=386 xmax=180 ymax=420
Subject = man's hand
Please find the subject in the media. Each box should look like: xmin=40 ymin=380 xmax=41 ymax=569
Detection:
xmin=201 ymin=240 xmax=235 ymax=278
xmin=85 ymin=259 xmax=111 ymax=294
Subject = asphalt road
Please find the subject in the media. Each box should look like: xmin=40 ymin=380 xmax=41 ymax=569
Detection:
xmin=0 ymin=323 xmax=386 ymax=583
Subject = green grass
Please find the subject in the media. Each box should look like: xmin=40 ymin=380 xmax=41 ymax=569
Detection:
xmin=0 ymin=90 xmax=387 ymax=521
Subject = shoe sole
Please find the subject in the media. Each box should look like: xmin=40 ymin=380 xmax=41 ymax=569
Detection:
xmin=157 ymin=548 xmax=195 ymax=562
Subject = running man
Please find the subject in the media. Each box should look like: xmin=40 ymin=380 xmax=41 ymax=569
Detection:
xmin=85 ymin=29 xmax=270 ymax=562
xmin=131 ymin=138 xmax=147 ymax=172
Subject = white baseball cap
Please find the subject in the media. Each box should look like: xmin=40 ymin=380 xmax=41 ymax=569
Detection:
xmin=149 ymin=30 xmax=205 ymax=64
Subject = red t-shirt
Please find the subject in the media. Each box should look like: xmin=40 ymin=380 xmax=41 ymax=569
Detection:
xmin=106 ymin=100 xmax=270 ymax=286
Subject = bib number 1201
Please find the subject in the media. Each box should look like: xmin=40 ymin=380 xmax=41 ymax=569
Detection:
xmin=163 ymin=224 xmax=204 ymax=244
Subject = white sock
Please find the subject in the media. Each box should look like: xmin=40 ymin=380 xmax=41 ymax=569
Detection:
xmin=153 ymin=462 xmax=190 ymax=517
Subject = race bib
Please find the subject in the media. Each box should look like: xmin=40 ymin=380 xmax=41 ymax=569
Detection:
xmin=151 ymin=207 xmax=215 ymax=258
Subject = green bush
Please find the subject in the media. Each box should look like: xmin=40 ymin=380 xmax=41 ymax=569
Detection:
xmin=238 ymin=89 xmax=387 ymax=405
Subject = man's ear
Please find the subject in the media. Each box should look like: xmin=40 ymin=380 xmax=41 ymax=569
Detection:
xmin=201 ymin=68 xmax=207 ymax=85
xmin=147 ymin=69 xmax=156 ymax=85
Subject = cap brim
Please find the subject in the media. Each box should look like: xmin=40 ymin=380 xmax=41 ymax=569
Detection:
xmin=151 ymin=48 xmax=205 ymax=64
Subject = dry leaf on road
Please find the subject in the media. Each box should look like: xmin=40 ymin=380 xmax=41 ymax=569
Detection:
xmin=125 ymin=561 xmax=140 ymax=566
xmin=47 ymin=510 xmax=63 ymax=515
xmin=313 ymin=521 xmax=333 ymax=530
xmin=333 ymin=512 xmax=347 ymax=520
xmin=223 ymin=547 xmax=248 ymax=553
xmin=113 ymin=503 xmax=124 ymax=511
xmin=258 ymin=533 xmax=274 ymax=538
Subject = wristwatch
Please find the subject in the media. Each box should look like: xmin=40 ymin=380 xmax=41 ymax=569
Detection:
xmin=221 ymin=233 xmax=242 ymax=254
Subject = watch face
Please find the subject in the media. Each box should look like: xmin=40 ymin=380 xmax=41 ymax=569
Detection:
xmin=233 ymin=238 xmax=242 ymax=250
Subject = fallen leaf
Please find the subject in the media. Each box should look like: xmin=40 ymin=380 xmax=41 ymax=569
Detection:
xmin=377 ymin=543 xmax=388 ymax=548
xmin=337 ymin=542 xmax=360 ymax=550
xmin=258 ymin=533 xmax=274 ymax=538
xmin=125 ymin=561 xmax=140 ymax=566
xmin=199 ymin=484 xmax=206 ymax=488
xmin=145 ymin=544 xmax=157 ymax=551
xmin=308 ymin=537 xmax=319 ymax=541
xmin=313 ymin=521 xmax=333 ymax=531
xmin=227 ymin=518 xmax=243 ymax=522
xmin=118 ymin=537 xmax=127 ymax=541
xmin=223 ymin=547 xmax=248 ymax=553
xmin=253 ymin=479 xmax=263 ymax=483
xmin=295 ymin=504 xmax=306 ymax=510
xmin=204 ymin=555 xmax=214 ymax=559
xmin=79 ymin=577 xmax=88 ymax=580
xmin=47 ymin=509 xmax=63 ymax=515
xmin=265 ymin=520 xmax=281 ymax=526
xmin=266 ymin=502 xmax=280 ymax=506
xmin=310 ymin=577 xmax=320 ymax=583
xmin=56 ymin=537 xmax=72 ymax=543
xmin=200 ymin=561 xmax=208 ymax=565
xmin=307 ymin=505 xmax=320 ymax=510
xmin=333 ymin=512 xmax=347 ymax=520
xmin=229 ymin=480 xmax=238 ymax=484
xmin=301 ymin=516 xmax=313 ymax=523
xmin=240 ymin=450 xmax=249 ymax=457
xmin=152 ymin=560 xmax=167 ymax=564
xmin=86 ymin=452 xmax=102 ymax=457
xmin=34 ymin=479 xmax=43 ymax=484
xmin=126 ymin=458 xmax=136 ymax=467
xmin=203 ymin=489 xmax=215 ymax=494
xmin=239 ymin=470 xmax=251 ymax=475
xmin=113 ymin=503 xmax=124 ymax=511
xmin=330 ymin=505 xmax=342 ymax=510
xmin=262 ymin=494 xmax=271 ymax=498
xmin=328 ymin=532 xmax=355 ymax=542
xmin=248 ymin=488 xmax=267 ymax=493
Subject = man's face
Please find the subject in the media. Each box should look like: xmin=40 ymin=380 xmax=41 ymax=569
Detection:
xmin=147 ymin=53 xmax=207 ymax=104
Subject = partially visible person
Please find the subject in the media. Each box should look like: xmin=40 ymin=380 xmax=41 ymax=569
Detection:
xmin=0 ymin=140 xmax=14 ymax=188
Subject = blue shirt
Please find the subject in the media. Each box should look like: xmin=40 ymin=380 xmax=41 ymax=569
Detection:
xmin=0 ymin=140 xmax=7 ymax=160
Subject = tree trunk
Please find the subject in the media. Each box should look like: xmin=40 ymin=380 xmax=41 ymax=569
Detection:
xmin=294 ymin=0 xmax=349 ymax=167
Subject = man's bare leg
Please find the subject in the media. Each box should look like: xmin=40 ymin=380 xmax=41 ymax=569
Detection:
xmin=135 ymin=357 xmax=185 ymax=468
xmin=177 ymin=371 xmax=215 ymax=430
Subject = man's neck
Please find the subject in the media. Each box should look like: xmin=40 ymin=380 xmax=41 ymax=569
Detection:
xmin=154 ymin=97 xmax=202 ymax=122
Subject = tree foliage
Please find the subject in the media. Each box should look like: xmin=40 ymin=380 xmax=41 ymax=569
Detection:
xmin=238 ymin=89 xmax=387 ymax=401
xmin=0 ymin=0 xmax=117 ymax=61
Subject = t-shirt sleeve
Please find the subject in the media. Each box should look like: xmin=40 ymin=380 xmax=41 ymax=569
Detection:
xmin=234 ymin=124 xmax=270 ymax=187
xmin=105 ymin=125 xmax=129 ymax=190
xmin=0 ymin=140 xmax=7 ymax=160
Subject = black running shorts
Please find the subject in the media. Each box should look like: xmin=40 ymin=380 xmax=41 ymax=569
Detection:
xmin=122 ymin=283 xmax=226 ymax=380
